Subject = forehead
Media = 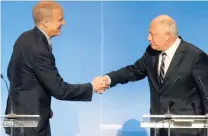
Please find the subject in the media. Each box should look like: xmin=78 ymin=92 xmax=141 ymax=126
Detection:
xmin=52 ymin=8 xmax=64 ymax=18
xmin=149 ymin=21 xmax=165 ymax=34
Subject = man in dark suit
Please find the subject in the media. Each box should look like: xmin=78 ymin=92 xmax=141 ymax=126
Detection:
xmin=98 ymin=15 xmax=208 ymax=136
xmin=5 ymin=1 xmax=106 ymax=136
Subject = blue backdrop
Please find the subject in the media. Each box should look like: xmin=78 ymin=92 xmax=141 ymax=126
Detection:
xmin=1 ymin=1 xmax=208 ymax=136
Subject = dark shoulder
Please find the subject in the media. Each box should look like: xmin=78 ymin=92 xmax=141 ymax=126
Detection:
xmin=11 ymin=29 xmax=34 ymax=56
xmin=14 ymin=29 xmax=33 ymax=46
xmin=181 ymin=40 xmax=208 ymax=67
xmin=15 ymin=28 xmax=48 ymax=54
xmin=16 ymin=28 xmax=42 ymax=46
xmin=181 ymin=39 xmax=207 ymax=56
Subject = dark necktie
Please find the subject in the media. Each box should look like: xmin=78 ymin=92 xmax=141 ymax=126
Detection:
xmin=49 ymin=44 xmax=52 ymax=52
xmin=159 ymin=52 xmax=166 ymax=84
xmin=50 ymin=109 xmax=53 ymax=118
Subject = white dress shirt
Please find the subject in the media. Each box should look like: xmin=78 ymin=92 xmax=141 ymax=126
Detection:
xmin=157 ymin=37 xmax=181 ymax=75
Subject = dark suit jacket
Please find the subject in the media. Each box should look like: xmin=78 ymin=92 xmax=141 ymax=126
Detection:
xmin=5 ymin=27 xmax=93 ymax=136
xmin=106 ymin=37 xmax=208 ymax=136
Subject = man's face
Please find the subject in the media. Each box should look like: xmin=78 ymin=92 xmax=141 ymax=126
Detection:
xmin=148 ymin=22 xmax=170 ymax=51
xmin=45 ymin=8 xmax=65 ymax=37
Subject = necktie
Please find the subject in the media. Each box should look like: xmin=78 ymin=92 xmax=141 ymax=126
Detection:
xmin=50 ymin=110 xmax=53 ymax=118
xmin=159 ymin=52 xmax=166 ymax=84
xmin=49 ymin=44 xmax=52 ymax=52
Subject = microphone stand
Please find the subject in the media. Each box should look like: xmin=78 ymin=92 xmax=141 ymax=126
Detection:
xmin=1 ymin=74 xmax=15 ymax=136
xmin=165 ymin=99 xmax=174 ymax=136
xmin=198 ymin=77 xmax=208 ymax=136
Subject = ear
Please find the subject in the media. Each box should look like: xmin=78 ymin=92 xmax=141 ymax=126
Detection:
xmin=41 ymin=18 xmax=49 ymax=28
xmin=165 ymin=32 xmax=171 ymax=41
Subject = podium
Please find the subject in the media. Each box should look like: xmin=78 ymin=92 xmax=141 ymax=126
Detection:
xmin=1 ymin=114 xmax=40 ymax=136
xmin=141 ymin=114 xmax=208 ymax=136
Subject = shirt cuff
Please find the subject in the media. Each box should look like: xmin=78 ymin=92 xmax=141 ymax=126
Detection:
xmin=90 ymin=82 xmax=94 ymax=91
xmin=105 ymin=75 xmax=111 ymax=86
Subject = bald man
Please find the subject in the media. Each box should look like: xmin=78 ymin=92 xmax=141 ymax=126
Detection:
xmin=4 ymin=1 xmax=106 ymax=136
xmin=98 ymin=15 xmax=208 ymax=136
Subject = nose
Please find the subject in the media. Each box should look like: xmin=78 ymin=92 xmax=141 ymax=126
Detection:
xmin=62 ymin=19 xmax=66 ymax=26
xmin=148 ymin=33 xmax=152 ymax=41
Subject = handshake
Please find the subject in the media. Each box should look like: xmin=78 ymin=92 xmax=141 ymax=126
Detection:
xmin=91 ymin=75 xmax=111 ymax=94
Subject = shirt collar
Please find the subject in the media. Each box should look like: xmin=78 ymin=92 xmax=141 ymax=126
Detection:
xmin=163 ymin=37 xmax=181 ymax=59
xmin=37 ymin=27 xmax=51 ymax=45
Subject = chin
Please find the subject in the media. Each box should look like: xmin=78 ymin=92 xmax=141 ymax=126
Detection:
xmin=151 ymin=45 xmax=156 ymax=49
xmin=55 ymin=33 xmax=61 ymax=36
xmin=151 ymin=46 xmax=160 ymax=51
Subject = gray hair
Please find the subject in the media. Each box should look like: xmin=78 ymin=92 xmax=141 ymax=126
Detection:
xmin=159 ymin=19 xmax=178 ymax=36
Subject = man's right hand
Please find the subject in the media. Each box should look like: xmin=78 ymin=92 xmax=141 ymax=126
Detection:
xmin=92 ymin=75 xmax=111 ymax=94
xmin=92 ymin=76 xmax=108 ymax=93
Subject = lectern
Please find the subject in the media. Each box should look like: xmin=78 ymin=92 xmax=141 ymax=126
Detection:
xmin=0 ymin=74 xmax=40 ymax=136
xmin=1 ymin=114 xmax=40 ymax=136
xmin=141 ymin=114 xmax=208 ymax=136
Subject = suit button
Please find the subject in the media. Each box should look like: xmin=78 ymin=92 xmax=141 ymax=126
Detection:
xmin=160 ymin=96 xmax=163 ymax=99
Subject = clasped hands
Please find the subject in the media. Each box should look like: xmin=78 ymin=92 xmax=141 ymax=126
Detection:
xmin=92 ymin=75 xmax=110 ymax=94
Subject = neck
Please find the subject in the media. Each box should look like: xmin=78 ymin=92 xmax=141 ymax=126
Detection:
xmin=37 ymin=25 xmax=52 ymax=38
xmin=163 ymin=36 xmax=178 ymax=51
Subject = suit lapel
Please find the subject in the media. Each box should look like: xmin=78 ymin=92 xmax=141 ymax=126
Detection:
xmin=154 ymin=54 xmax=160 ymax=84
xmin=150 ymin=52 xmax=161 ymax=92
xmin=146 ymin=46 xmax=161 ymax=93
xmin=164 ymin=40 xmax=184 ymax=81
xmin=160 ymin=40 xmax=185 ymax=93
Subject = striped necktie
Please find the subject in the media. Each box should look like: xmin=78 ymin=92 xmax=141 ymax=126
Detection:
xmin=49 ymin=44 xmax=52 ymax=52
xmin=159 ymin=52 xmax=166 ymax=84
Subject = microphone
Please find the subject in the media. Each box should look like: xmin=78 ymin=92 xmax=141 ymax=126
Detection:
xmin=1 ymin=74 xmax=14 ymax=115
xmin=167 ymin=99 xmax=174 ymax=114
xmin=197 ymin=77 xmax=208 ymax=100
xmin=1 ymin=74 xmax=9 ymax=91
xmin=164 ymin=77 xmax=180 ymax=119
xmin=191 ymin=103 xmax=199 ymax=136
xmin=191 ymin=103 xmax=196 ymax=115
xmin=196 ymin=75 xmax=208 ymax=136
xmin=164 ymin=97 xmax=175 ymax=136
xmin=197 ymin=77 xmax=208 ymax=117
xmin=165 ymin=97 xmax=175 ymax=119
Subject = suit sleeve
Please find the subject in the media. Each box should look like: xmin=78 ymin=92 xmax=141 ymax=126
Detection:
xmin=106 ymin=53 xmax=147 ymax=87
xmin=7 ymin=56 xmax=13 ymax=81
xmin=32 ymin=50 xmax=93 ymax=101
xmin=192 ymin=51 xmax=208 ymax=113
